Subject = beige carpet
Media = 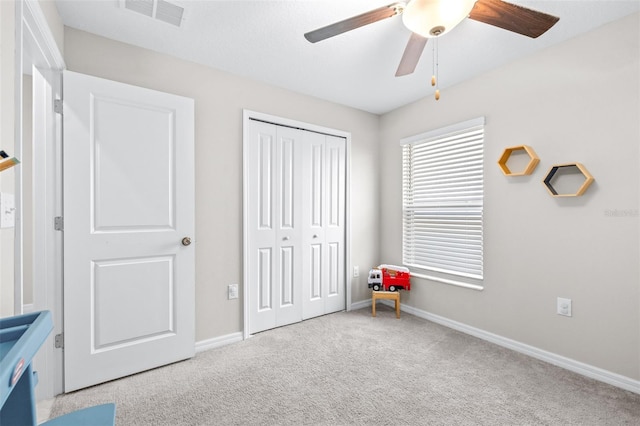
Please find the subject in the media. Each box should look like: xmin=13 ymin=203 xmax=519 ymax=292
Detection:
xmin=50 ymin=306 xmax=640 ymax=425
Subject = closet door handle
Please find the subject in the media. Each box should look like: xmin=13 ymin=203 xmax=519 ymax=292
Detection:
xmin=313 ymin=235 xmax=318 ymax=239
xmin=282 ymin=236 xmax=289 ymax=241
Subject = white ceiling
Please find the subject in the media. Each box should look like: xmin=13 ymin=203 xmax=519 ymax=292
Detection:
xmin=54 ymin=0 xmax=640 ymax=114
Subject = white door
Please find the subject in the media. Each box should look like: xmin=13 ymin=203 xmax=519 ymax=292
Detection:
xmin=62 ymin=71 xmax=195 ymax=392
xmin=320 ymin=135 xmax=346 ymax=314
xmin=247 ymin=121 xmax=303 ymax=334
xmin=246 ymin=119 xmax=345 ymax=334
xmin=301 ymin=133 xmax=346 ymax=319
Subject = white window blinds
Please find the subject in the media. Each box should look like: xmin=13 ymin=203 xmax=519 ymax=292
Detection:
xmin=401 ymin=118 xmax=484 ymax=280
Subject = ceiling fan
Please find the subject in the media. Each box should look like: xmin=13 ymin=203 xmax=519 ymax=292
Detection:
xmin=304 ymin=0 xmax=560 ymax=78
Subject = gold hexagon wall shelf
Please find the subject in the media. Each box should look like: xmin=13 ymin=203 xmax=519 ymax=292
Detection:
xmin=497 ymin=145 xmax=540 ymax=176
xmin=543 ymin=163 xmax=594 ymax=197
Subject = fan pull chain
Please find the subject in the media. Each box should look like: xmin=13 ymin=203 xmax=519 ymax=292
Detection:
xmin=434 ymin=37 xmax=440 ymax=101
xmin=431 ymin=39 xmax=436 ymax=87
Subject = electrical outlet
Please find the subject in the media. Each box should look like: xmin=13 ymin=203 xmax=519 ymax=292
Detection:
xmin=353 ymin=266 xmax=359 ymax=278
xmin=228 ymin=284 xmax=238 ymax=300
xmin=557 ymin=297 xmax=572 ymax=317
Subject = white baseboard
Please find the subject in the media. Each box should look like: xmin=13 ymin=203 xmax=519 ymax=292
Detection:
xmin=369 ymin=299 xmax=640 ymax=394
xmin=195 ymin=332 xmax=243 ymax=353
xmin=350 ymin=299 xmax=371 ymax=311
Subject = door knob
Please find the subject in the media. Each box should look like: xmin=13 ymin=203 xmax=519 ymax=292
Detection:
xmin=313 ymin=234 xmax=318 ymax=239
xmin=181 ymin=237 xmax=192 ymax=246
xmin=283 ymin=236 xmax=289 ymax=241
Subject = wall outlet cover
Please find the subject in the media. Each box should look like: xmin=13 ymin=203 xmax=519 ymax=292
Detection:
xmin=557 ymin=297 xmax=572 ymax=317
xmin=228 ymin=284 xmax=239 ymax=300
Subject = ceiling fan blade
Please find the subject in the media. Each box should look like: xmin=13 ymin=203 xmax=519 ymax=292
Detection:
xmin=469 ymin=0 xmax=559 ymax=38
xmin=396 ymin=32 xmax=428 ymax=76
xmin=304 ymin=2 xmax=405 ymax=43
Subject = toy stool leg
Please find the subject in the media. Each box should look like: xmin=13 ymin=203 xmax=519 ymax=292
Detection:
xmin=372 ymin=294 xmax=376 ymax=317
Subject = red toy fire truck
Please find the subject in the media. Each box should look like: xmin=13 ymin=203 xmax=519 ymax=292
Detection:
xmin=367 ymin=264 xmax=411 ymax=292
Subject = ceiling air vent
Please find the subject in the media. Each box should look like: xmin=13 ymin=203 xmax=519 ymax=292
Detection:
xmin=155 ymin=0 xmax=184 ymax=26
xmin=121 ymin=0 xmax=185 ymax=27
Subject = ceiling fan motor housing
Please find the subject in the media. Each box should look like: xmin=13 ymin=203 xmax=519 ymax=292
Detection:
xmin=402 ymin=0 xmax=477 ymax=37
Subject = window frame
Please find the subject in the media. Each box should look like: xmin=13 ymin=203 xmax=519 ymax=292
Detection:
xmin=400 ymin=117 xmax=485 ymax=290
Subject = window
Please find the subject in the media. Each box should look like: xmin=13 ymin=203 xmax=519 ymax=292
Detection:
xmin=401 ymin=117 xmax=484 ymax=284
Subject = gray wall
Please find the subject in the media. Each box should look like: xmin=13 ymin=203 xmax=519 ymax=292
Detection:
xmin=64 ymin=27 xmax=380 ymax=341
xmin=379 ymin=13 xmax=639 ymax=380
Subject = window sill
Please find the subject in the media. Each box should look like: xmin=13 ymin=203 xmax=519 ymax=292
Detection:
xmin=409 ymin=271 xmax=484 ymax=291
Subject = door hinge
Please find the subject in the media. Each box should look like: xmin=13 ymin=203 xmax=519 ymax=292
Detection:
xmin=54 ymin=216 xmax=63 ymax=231
xmin=54 ymin=333 xmax=64 ymax=349
xmin=54 ymin=99 xmax=63 ymax=114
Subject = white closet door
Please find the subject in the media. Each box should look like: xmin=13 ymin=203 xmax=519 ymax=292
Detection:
xmin=302 ymin=133 xmax=346 ymax=319
xmin=301 ymin=132 xmax=326 ymax=319
xmin=247 ymin=121 xmax=303 ymax=334
xmin=247 ymin=119 xmax=346 ymax=334
xmin=323 ymin=135 xmax=346 ymax=314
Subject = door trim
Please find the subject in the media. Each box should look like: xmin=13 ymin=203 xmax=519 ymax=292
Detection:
xmin=15 ymin=0 xmax=66 ymax=399
xmin=242 ymin=110 xmax=352 ymax=339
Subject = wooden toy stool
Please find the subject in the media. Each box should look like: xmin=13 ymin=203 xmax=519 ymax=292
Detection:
xmin=372 ymin=291 xmax=400 ymax=318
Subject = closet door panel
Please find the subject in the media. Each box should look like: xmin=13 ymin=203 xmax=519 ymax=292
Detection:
xmin=302 ymin=132 xmax=326 ymax=319
xmin=309 ymin=244 xmax=322 ymax=299
xmin=278 ymin=246 xmax=295 ymax=307
xmin=274 ymin=126 xmax=303 ymax=327
xmin=324 ymin=136 xmax=346 ymax=313
xmin=278 ymin=135 xmax=295 ymax=230
xmin=310 ymin=143 xmax=324 ymax=227
xmin=328 ymin=242 xmax=340 ymax=296
xmin=248 ymin=122 xmax=278 ymax=333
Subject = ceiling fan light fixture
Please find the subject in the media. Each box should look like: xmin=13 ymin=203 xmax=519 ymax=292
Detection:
xmin=402 ymin=0 xmax=477 ymax=37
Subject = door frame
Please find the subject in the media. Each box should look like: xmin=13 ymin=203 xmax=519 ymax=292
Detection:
xmin=14 ymin=0 xmax=66 ymax=399
xmin=242 ymin=110 xmax=352 ymax=340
